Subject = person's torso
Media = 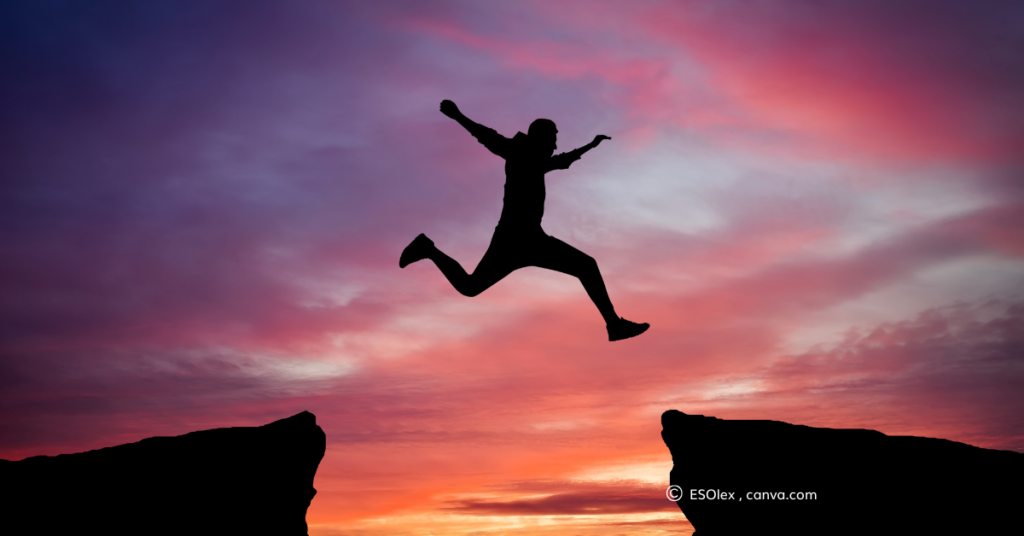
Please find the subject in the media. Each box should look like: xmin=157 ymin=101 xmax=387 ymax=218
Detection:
xmin=498 ymin=133 xmax=550 ymax=228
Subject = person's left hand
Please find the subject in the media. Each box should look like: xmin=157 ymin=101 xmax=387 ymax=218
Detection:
xmin=592 ymin=135 xmax=611 ymax=145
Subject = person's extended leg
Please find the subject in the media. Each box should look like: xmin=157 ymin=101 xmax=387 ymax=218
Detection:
xmin=400 ymin=232 xmax=518 ymax=297
xmin=531 ymin=235 xmax=648 ymax=341
xmin=530 ymin=236 xmax=617 ymax=323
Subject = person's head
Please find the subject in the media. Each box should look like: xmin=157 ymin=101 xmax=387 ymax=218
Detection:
xmin=528 ymin=118 xmax=558 ymax=156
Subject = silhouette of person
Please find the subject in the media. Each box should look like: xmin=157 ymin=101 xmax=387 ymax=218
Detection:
xmin=401 ymin=100 xmax=649 ymax=341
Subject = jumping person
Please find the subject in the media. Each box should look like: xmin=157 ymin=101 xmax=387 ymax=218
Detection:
xmin=400 ymin=100 xmax=649 ymax=341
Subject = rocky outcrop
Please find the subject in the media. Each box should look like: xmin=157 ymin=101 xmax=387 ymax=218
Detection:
xmin=0 ymin=411 xmax=326 ymax=536
xmin=662 ymin=410 xmax=1022 ymax=535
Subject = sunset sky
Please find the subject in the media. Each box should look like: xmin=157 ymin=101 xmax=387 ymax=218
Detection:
xmin=2 ymin=1 xmax=1023 ymax=534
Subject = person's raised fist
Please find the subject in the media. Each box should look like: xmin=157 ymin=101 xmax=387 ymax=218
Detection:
xmin=440 ymin=100 xmax=461 ymax=119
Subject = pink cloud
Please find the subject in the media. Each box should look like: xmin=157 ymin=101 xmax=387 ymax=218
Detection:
xmin=403 ymin=0 xmax=1024 ymax=161
xmin=753 ymin=301 xmax=1024 ymax=450
xmin=443 ymin=480 xmax=675 ymax=515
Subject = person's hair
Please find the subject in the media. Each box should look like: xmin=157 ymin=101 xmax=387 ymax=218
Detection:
xmin=528 ymin=118 xmax=557 ymax=137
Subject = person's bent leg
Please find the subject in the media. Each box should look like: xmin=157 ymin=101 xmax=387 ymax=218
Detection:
xmin=400 ymin=233 xmax=434 ymax=268
xmin=451 ymin=235 xmax=519 ymax=297
xmin=404 ymin=233 xmax=518 ymax=297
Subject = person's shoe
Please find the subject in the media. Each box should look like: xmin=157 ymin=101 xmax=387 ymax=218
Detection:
xmin=607 ymin=317 xmax=649 ymax=341
xmin=400 ymin=233 xmax=434 ymax=268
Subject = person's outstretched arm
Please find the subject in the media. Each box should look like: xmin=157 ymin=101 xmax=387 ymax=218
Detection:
xmin=440 ymin=100 xmax=510 ymax=158
xmin=550 ymin=135 xmax=611 ymax=170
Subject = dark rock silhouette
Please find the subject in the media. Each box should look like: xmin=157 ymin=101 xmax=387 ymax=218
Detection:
xmin=662 ymin=410 xmax=1022 ymax=535
xmin=1 ymin=411 xmax=326 ymax=536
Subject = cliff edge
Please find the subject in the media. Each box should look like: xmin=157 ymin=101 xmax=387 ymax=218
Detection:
xmin=0 ymin=411 xmax=326 ymax=535
xmin=662 ymin=410 xmax=1022 ymax=535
